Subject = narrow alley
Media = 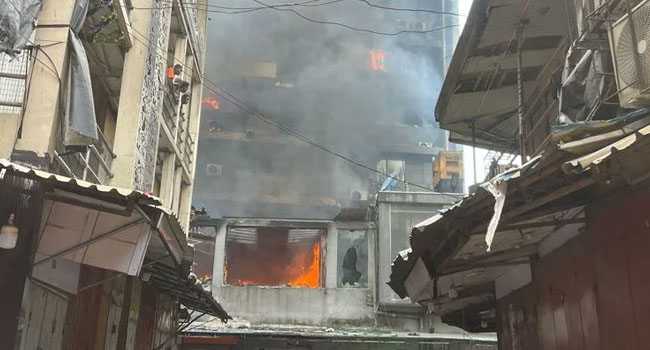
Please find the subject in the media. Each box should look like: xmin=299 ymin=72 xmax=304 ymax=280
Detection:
xmin=1 ymin=0 xmax=649 ymax=349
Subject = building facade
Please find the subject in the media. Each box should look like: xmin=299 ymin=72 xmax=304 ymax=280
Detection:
xmin=0 ymin=1 xmax=228 ymax=349
xmin=192 ymin=0 xmax=464 ymax=222
xmin=181 ymin=0 xmax=488 ymax=348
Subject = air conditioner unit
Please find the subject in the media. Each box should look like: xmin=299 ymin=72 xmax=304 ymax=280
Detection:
xmin=206 ymin=163 xmax=222 ymax=176
xmin=609 ymin=0 xmax=650 ymax=107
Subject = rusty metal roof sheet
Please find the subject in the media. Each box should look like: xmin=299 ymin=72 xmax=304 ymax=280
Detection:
xmin=0 ymin=159 xmax=231 ymax=322
xmin=562 ymin=124 xmax=650 ymax=173
xmin=0 ymin=158 xmax=161 ymax=205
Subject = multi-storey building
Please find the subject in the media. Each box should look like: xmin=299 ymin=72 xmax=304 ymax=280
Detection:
xmin=183 ymin=1 xmax=494 ymax=349
xmin=0 ymin=1 xmax=228 ymax=349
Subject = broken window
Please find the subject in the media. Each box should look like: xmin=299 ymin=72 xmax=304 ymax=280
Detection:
xmin=224 ymin=227 xmax=324 ymax=288
xmin=337 ymin=229 xmax=369 ymax=288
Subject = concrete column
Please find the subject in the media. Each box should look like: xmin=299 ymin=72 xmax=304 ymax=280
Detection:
xmin=173 ymin=35 xmax=188 ymax=72
xmin=172 ymin=35 xmax=187 ymax=140
xmin=178 ymin=183 xmax=193 ymax=230
xmin=172 ymin=167 xmax=183 ymax=212
xmin=176 ymin=77 xmax=204 ymax=228
xmin=325 ymin=224 xmax=338 ymax=289
xmin=110 ymin=1 xmax=154 ymax=188
xmin=11 ymin=0 xmax=75 ymax=168
xmin=178 ymin=54 xmax=193 ymax=151
xmin=159 ymin=152 xmax=175 ymax=207
xmin=212 ymin=223 xmax=227 ymax=288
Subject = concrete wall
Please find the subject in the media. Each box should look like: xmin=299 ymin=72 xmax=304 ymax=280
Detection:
xmin=209 ymin=192 xmax=463 ymax=331
xmin=376 ymin=191 xmax=461 ymax=305
xmin=0 ymin=113 xmax=20 ymax=159
xmin=211 ymin=220 xmax=377 ymax=326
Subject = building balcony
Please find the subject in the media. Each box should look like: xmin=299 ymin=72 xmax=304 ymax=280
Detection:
xmin=53 ymin=126 xmax=116 ymax=185
xmin=159 ymin=79 xmax=194 ymax=182
xmin=176 ymin=0 xmax=204 ymax=76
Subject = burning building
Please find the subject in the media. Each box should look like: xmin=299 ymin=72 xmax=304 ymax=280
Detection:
xmin=192 ymin=0 xmax=465 ymax=221
xmin=185 ymin=0 xmax=486 ymax=349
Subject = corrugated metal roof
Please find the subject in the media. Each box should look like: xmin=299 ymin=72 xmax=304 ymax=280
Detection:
xmin=562 ymin=124 xmax=650 ymax=173
xmin=147 ymin=259 xmax=231 ymax=322
xmin=1 ymin=159 xmax=231 ymax=321
xmin=0 ymin=158 xmax=161 ymax=205
xmin=387 ymin=117 xmax=650 ymax=332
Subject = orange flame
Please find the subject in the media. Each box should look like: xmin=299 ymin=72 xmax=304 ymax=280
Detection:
xmin=287 ymin=242 xmax=321 ymax=288
xmin=224 ymin=241 xmax=321 ymax=288
xmin=370 ymin=50 xmax=386 ymax=71
xmin=202 ymin=96 xmax=220 ymax=110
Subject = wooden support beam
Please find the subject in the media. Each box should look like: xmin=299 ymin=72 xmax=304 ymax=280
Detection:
xmin=443 ymin=244 xmax=537 ymax=273
xmin=471 ymin=216 xmax=585 ymax=235
xmin=440 ymin=259 xmax=531 ymax=276
xmin=503 ymin=177 xmax=595 ymax=221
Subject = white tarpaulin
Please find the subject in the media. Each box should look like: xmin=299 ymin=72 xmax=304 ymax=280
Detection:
xmin=485 ymin=180 xmax=508 ymax=251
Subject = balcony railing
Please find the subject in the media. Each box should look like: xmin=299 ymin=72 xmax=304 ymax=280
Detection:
xmin=183 ymin=132 xmax=194 ymax=168
xmin=178 ymin=0 xmax=204 ymax=69
xmin=162 ymin=80 xmax=178 ymax=134
xmin=161 ymin=79 xmax=195 ymax=171
xmin=53 ymin=126 xmax=116 ymax=185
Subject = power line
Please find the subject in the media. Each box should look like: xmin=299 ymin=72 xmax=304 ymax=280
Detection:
xmin=353 ymin=0 xmax=465 ymax=16
xmin=155 ymin=0 xmax=465 ymax=16
xmin=118 ymin=12 xmax=462 ymax=195
xmin=132 ymin=0 xmax=463 ymax=35
xmin=143 ymin=0 xmax=343 ymax=14
xmin=250 ymin=0 xmax=462 ymax=36
xmin=124 ymin=14 xmax=451 ymax=194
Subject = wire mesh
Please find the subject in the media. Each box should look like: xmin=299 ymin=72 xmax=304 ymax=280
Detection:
xmin=0 ymin=51 xmax=29 ymax=114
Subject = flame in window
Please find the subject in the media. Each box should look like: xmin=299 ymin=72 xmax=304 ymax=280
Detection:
xmin=370 ymin=50 xmax=386 ymax=71
xmin=223 ymin=228 xmax=323 ymax=288
xmin=202 ymin=96 xmax=220 ymax=110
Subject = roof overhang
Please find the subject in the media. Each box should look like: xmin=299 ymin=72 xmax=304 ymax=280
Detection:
xmin=0 ymin=159 xmax=231 ymax=321
xmin=387 ymin=119 xmax=650 ymax=331
xmin=435 ymin=0 xmax=569 ymax=151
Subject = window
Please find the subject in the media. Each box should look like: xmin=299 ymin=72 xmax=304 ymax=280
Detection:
xmin=337 ymin=230 xmax=369 ymax=288
xmin=224 ymin=227 xmax=325 ymax=288
xmin=390 ymin=205 xmax=438 ymax=261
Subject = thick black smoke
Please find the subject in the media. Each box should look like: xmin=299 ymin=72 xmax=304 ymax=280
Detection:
xmin=194 ymin=0 xmax=458 ymax=219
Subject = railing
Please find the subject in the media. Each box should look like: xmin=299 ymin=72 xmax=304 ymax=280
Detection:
xmin=162 ymin=79 xmax=195 ymax=171
xmin=53 ymin=125 xmax=116 ymax=185
xmin=178 ymin=0 xmax=204 ymax=69
xmin=162 ymin=80 xmax=177 ymax=134
xmin=183 ymin=132 xmax=194 ymax=168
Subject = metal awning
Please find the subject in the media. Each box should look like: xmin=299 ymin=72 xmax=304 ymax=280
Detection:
xmin=387 ymin=118 xmax=650 ymax=331
xmin=144 ymin=260 xmax=231 ymax=322
xmin=0 ymin=159 xmax=230 ymax=321
xmin=435 ymin=0 xmax=569 ymax=152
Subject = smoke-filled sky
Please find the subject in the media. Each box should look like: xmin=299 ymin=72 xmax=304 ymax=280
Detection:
xmin=194 ymin=0 xmax=463 ymax=218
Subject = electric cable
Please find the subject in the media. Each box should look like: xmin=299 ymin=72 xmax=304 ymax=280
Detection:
xmin=154 ymin=0 xmax=465 ymax=16
xmin=134 ymin=0 xmax=344 ymax=14
xmin=124 ymin=16 xmax=461 ymax=195
xmin=80 ymin=8 xmax=466 ymax=197
xmin=250 ymin=0 xmax=462 ymax=36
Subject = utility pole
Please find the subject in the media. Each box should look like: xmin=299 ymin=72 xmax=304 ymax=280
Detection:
xmin=516 ymin=20 xmax=528 ymax=162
